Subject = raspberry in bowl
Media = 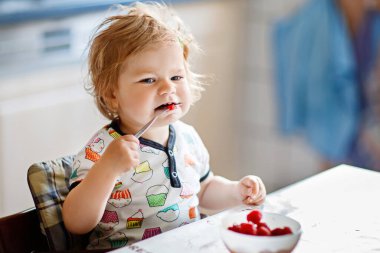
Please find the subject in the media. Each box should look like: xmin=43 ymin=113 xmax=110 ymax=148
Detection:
xmin=220 ymin=209 xmax=302 ymax=253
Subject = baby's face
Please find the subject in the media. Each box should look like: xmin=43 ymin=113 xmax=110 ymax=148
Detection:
xmin=111 ymin=41 xmax=192 ymax=134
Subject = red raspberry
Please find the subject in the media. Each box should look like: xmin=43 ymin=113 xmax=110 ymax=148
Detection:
xmin=247 ymin=209 xmax=262 ymax=224
xmin=229 ymin=211 xmax=294 ymax=237
xmin=257 ymin=225 xmax=272 ymax=236
xmin=240 ymin=222 xmax=257 ymax=235
xmin=271 ymin=228 xmax=284 ymax=236
xmin=228 ymin=224 xmax=241 ymax=233
xmin=167 ymin=104 xmax=176 ymax=110
xmin=258 ymin=222 xmax=270 ymax=230
xmin=271 ymin=226 xmax=293 ymax=236
xmin=282 ymin=226 xmax=293 ymax=234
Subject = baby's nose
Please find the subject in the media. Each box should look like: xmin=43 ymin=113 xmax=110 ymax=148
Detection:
xmin=159 ymin=80 xmax=176 ymax=95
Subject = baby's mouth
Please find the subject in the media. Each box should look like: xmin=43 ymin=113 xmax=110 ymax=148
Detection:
xmin=155 ymin=102 xmax=179 ymax=111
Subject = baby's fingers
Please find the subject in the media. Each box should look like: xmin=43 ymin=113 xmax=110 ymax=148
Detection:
xmin=122 ymin=134 xmax=140 ymax=144
xmin=119 ymin=135 xmax=140 ymax=151
xmin=240 ymin=176 xmax=260 ymax=196
xmin=240 ymin=176 xmax=266 ymax=205
xmin=244 ymin=191 xmax=265 ymax=205
xmin=240 ymin=184 xmax=257 ymax=198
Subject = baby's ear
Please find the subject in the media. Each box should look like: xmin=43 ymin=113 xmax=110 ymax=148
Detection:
xmin=104 ymin=92 xmax=119 ymax=113
xmin=109 ymin=98 xmax=119 ymax=113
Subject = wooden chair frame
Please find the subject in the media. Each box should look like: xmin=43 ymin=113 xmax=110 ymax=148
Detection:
xmin=0 ymin=208 xmax=49 ymax=253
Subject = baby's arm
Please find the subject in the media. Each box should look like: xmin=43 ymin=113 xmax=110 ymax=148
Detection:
xmin=198 ymin=173 xmax=266 ymax=211
xmin=62 ymin=135 xmax=139 ymax=234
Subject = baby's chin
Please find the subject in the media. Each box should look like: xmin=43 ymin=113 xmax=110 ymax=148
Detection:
xmin=160 ymin=113 xmax=182 ymax=125
xmin=163 ymin=106 xmax=186 ymax=119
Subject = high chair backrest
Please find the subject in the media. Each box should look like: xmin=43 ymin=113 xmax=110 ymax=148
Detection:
xmin=27 ymin=155 xmax=88 ymax=251
xmin=0 ymin=207 xmax=49 ymax=253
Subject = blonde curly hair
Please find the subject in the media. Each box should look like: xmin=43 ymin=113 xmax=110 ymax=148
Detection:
xmin=86 ymin=2 xmax=204 ymax=120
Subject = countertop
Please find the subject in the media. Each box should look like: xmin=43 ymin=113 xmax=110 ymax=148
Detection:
xmin=111 ymin=164 xmax=380 ymax=253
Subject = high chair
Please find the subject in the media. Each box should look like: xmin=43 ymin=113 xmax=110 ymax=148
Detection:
xmin=26 ymin=155 xmax=104 ymax=252
xmin=0 ymin=207 xmax=49 ymax=253
xmin=25 ymin=155 xmax=207 ymax=252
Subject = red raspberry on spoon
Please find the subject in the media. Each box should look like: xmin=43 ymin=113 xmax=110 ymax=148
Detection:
xmin=167 ymin=104 xmax=176 ymax=110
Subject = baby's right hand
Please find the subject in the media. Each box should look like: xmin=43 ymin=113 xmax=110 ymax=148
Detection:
xmin=98 ymin=135 xmax=140 ymax=175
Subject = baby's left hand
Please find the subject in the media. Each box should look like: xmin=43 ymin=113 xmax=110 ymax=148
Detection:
xmin=238 ymin=175 xmax=266 ymax=205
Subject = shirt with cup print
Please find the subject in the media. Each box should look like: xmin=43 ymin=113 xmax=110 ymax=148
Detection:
xmin=69 ymin=120 xmax=211 ymax=249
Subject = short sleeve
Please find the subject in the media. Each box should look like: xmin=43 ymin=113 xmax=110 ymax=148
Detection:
xmin=186 ymin=125 xmax=211 ymax=182
xmin=69 ymin=127 xmax=115 ymax=189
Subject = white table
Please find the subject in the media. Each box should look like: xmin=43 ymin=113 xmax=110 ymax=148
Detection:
xmin=112 ymin=165 xmax=380 ymax=253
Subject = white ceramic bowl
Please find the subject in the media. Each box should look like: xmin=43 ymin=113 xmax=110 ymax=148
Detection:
xmin=220 ymin=211 xmax=302 ymax=253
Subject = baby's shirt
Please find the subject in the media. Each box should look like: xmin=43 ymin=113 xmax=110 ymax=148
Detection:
xmin=69 ymin=120 xmax=211 ymax=249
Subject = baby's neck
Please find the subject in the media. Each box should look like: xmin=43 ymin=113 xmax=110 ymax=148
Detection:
xmin=117 ymin=119 xmax=170 ymax=147
xmin=141 ymin=126 xmax=170 ymax=147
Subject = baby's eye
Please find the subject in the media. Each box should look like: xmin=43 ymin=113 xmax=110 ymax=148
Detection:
xmin=171 ymin=76 xmax=183 ymax=81
xmin=140 ymin=78 xmax=155 ymax=84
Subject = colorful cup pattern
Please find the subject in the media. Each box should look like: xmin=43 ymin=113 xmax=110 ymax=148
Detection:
xmin=142 ymin=227 xmax=162 ymax=240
